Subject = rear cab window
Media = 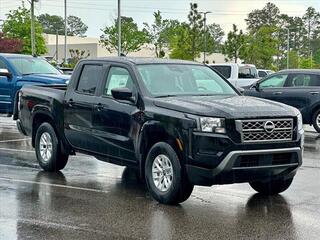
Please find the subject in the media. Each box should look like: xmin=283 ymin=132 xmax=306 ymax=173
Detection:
xmin=76 ymin=64 xmax=103 ymax=95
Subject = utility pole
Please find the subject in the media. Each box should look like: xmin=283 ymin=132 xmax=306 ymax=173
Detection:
xmin=200 ymin=11 xmax=212 ymax=63
xmin=56 ymin=30 xmax=59 ymax=63
xmin=30 ymin=0 xmax=38 ymax=56
xmin=64 ymin=0 xmax=67 ymax=65
xmin=286 ymin=28 xmax=290 ymax=69
xmin=117 ymin=0 xmax=121 ymax=56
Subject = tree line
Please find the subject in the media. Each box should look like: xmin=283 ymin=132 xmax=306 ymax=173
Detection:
xmin=0 ymin=2 xmax=319 ymax=70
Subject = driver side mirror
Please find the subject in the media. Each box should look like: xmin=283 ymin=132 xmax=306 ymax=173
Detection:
xmin=0 ymin=68 xmax=12 ymax=78
xmin=251 ymin=82 xmax=260 ymax=91
xmin=111 ymin=87 xmax=134 ymax=102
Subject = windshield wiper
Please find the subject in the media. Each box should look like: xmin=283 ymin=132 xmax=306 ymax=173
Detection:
xmin=22 ymin=72 xmax=57 ymax=76
xmin=154 ymin=94 xmax=179 ymax=98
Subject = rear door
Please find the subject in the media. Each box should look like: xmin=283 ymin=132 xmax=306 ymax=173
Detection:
xmin=91 ymin=64 xmax=138 ymax=164
xmin=0 ymin=59 xmax=14 ymax=113
xmin=64 ymin=63 xmax=105 ymax=152
xmin=277 ymin=73 xmax=320 ymax=117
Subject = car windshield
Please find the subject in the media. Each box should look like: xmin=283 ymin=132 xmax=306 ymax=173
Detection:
xmin=137 ymin=64 xmax=237 ymax=97
xmin=8 ymin=57 xmax=61 ymax=75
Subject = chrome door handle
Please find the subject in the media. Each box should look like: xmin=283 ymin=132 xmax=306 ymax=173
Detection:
xmin=95 ymin=103 xmax=104 ymax=111
xmin=273 ymin=92 xmax=282 ymax=95
xmin=310 ymin=91 xmax=319 ymax=95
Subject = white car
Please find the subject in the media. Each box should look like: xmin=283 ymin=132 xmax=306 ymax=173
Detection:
xmin=257 ymin=69 xmax=275 ymax=78
xmin=210 ymin=63 xmax=260 ymax=87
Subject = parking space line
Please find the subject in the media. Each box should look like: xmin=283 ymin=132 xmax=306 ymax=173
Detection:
xmin=0 ymin=176 xmax=110 ymax=194
xmin=0 ymin=147 xmax=34 ymax=153
xmin=0 ymin=138 xmax=31 ymax=143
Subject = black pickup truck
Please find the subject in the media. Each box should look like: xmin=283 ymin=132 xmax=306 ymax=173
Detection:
xmin=15 ymin=57 xmax=304 ymax=204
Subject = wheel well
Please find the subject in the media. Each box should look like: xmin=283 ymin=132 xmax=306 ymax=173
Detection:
xmin=32 ymin=113 xmax=54 ymax=147
xmin=141 ymin=129 xmax=184 ymax=168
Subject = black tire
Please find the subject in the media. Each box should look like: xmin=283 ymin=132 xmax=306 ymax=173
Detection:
xmin=249 ymin=177 xmax=294 ymax=195
xmin=145 ymin=142 xmax=194 ymax=205
xmin=312 ymin=109 xmax=320 ymax=133
xmin=35 ymin=122 xmax=68 ymax=172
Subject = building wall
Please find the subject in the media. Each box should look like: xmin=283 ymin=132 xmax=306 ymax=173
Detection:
xmin=43 ymin=34 xmax=230 ymax=63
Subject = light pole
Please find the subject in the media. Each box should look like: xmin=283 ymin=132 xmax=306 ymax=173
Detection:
xmin=285 ymin=28 xmax=290 ymax=69
xmin=117 ymin=0 xmax=121 ymax=56
xmin=64 ymin=0 xmax=67 ymax=65
xmin=28 ymin=0 xmax=38 ymax=56
xmin=200 ymin=11 xmax=212 ymax=63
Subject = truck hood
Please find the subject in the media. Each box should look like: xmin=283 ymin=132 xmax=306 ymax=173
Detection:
xmin=19 ymin=74 xmax=70 ymax=84
xmin=153 ymin=95 xmax=298 ymax=119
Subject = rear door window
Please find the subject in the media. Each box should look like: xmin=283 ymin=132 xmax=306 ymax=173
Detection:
xmin=258 ymin=71 xmax=267 ymax=78
xmin=286 ymin=74 xmax=320 ymax=87
xmin=77 ymin=64 xmax=103 ymax=95
xmin=211 ymin=66 xmax=231 ymax=79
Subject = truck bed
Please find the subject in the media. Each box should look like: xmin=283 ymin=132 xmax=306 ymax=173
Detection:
xmin=13 ymin=84 xmax=67 ymax=120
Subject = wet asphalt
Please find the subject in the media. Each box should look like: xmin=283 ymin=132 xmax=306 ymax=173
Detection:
xmin=0 ymin=117 xmax=319 ymax=240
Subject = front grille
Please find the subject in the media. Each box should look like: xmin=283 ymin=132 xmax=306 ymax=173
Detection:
xmin=236 ymin=119 xmax=293 ymax=143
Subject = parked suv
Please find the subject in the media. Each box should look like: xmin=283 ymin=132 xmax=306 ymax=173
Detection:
xmin=16 ymin=58 xmax=303 ymax=204
xmin=244 ymin=69 xmax=320 ymax=132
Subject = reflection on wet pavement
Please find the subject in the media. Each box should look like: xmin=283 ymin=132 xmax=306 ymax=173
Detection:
xmin=0 ymin=119 xmax=319 ymax=239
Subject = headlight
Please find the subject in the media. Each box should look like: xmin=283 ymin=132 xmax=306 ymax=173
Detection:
xmin=200 ymin=117 xmax=226 ymax=133
xmin=297 ymin=113 xmax=303 ymax=130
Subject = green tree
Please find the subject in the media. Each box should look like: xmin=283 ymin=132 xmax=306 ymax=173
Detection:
xmin=69 ymin=49 xmax=90 ymax=67
xmin=168 ymin=23 xmax=193 ymax=60
xmin=67 ymin=15 xmax=88 ymax=37
xmin=2 ymin=5 xmax=46 ymax=55
xmin=188 ymin=3 xmax=203 ymax=60
xmin=299 ymin=57 xmax=315 ymax=68
xmin=205 ymin=23 xmax=224 ymax=53
xmin=38 ymin=14 xmax=65 ymax=35
xmin=241 ymin=26 xmax=278 ymax=69
xmin=245 ymin=2 xmax=280 ymax=32
xmin=100 ymin=16 xmax=149 ymax=55
xmin=222 ymin=24 xmax=245 ymax=63
xmin=143 ymin=11 xmax=169 ymax=58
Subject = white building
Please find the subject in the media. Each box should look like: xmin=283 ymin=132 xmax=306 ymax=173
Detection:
xmin=43 ymin=34 xmax=230 ymax=64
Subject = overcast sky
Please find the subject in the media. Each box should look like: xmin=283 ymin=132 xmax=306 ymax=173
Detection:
xmin=1 ymin=0 xmax=320 ymax=37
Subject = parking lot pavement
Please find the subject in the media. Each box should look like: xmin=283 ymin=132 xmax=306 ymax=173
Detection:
xmin=0 ymin=117 xmax=319 ymax=240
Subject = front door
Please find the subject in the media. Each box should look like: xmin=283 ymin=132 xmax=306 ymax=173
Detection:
xmin=0 ymin=59 xmax=14 ymax=113
xmin=251 ymin=73 xmax=289 ymax=101
xmin=92 ymin=65 xmax=139 ymax=164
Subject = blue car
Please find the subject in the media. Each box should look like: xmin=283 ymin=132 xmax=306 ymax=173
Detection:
xmin=0 ymin=54 xmax=70 ymax=115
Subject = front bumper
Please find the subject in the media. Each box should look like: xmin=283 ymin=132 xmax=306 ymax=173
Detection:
xmin=185 ymin=128 xmax=304 ymax=186
xmin=186 ymin=147 xmax=302 ymax=186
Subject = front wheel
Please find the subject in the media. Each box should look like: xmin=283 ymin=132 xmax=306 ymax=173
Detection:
xmin=35 ymin=122 xmax=69 ymax=172
xmin=249 ymin=177 xmax=294 ymax=195
xmin=312 ymin=109 xmax=320 ymax=133
xmin=145 ymin=142 xmax=194 ymax=205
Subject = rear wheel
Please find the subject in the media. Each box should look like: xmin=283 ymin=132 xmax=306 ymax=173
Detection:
xmin=35 ymin=122 xmax=68 ymax=172
xmin=145 ymin=142 xmax=194 ymax=205
xmin=312 ymin=109 xmax=320 ymax=133
xmin=249 ymin=177 xmax=293 ymax=195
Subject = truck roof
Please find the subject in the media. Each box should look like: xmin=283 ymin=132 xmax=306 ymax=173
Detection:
xmin=82 ymin=57 xmax=202 ymax=65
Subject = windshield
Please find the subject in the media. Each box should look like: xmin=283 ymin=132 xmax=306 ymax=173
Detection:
xmin=8 ymin=58 xmax=61 ymax=75
xmin=137 ymin=64 xmax=237 ymax=97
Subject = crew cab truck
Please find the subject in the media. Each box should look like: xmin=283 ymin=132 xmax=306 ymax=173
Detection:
xmin=15 ymin=57 xmax=304 ymax=205
xmin=0 ymin=53 xmax=70 ymax=115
